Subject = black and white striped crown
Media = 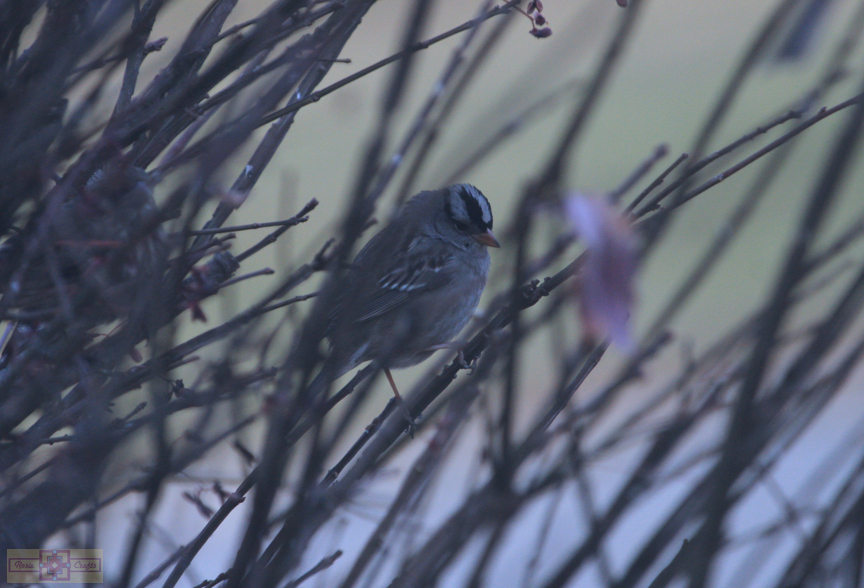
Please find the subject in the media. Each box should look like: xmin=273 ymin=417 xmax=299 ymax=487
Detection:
xmin=445 ymin=184 xmax=493 ymax=231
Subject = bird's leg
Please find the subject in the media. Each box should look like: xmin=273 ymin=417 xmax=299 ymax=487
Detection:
xmin=384 ymin=367 xmax=417 ymax=437
xmin=383 ymin=367 xmax=403 ymax=401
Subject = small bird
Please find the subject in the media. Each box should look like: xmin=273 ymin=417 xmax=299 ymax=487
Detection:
xmin=323 ymin=184 xmax=499 ymax=399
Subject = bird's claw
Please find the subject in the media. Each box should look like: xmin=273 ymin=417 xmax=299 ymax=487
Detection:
xmin=395 ymin=397 xmax=418 ymax=438
xmin=456 ymin=350 xmax=477 ymax=374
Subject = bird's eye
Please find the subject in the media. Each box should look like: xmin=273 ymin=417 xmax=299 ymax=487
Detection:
xmin=453 ymin=220 xmax=470 ymax=233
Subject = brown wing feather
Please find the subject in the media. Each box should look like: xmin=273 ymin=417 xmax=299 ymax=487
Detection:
xmin=355 ymin=248 xmax=453 ymax=322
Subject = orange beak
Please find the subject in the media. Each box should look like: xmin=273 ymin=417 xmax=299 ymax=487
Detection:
xmin=472 ymin=229 xmax=500 ymax=248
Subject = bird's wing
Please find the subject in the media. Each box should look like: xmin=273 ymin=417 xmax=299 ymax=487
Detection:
xmin=353 ymin=242 xmax=454 ymax=322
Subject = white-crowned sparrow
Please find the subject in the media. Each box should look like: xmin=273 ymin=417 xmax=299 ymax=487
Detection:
xmin=323 ymin=184 xmax=499 ymax=396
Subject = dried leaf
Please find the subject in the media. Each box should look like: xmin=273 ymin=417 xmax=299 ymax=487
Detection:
xmin=566 ymin=193 xmax=638 ymax=350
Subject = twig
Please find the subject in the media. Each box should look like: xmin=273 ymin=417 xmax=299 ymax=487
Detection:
xmin=72 ymin=38 xmax=168 ymax=74
xmin=687 ymin=75 xmax=864 ymax=588
xmin=256 ymin=1 xmax=522 ymax=128
xmin=625 ymin=152 xmax=688 ymax=214
xmin=443 ymin=79 xmax=584 ymax=185
xmin=634 ymin=106 xmax=805 ymax=218
xmin=646 ymin=540 xmax=691 ymax=588
xmin=192 ymin=570 xmax=232 ymax=588
xmin=285 ymin=550 xmax=343 ymax=588
xmin=235 ymin=199 xmax=319 ymax=263
xmin=219 ymin=268 xmax=275 ymax=289
xmin=608 ymin=144 xmax=669 ymax=204
xmin=185 ymin=216 xmax=311 ymax=236
xmin=667 ymin=96 xmax=862 ymax=214
xmin=160 ymin=364 xmax=373 ymax=588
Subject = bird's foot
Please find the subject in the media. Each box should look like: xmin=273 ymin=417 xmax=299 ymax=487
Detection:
xmin=426 ymin=341 xmax=474 ymax=372
xmin=456 ymin=350 xmax=479 ymax=374
xmin=384 ymin=367 xmax=418 ymax=437
xmin=396 ymin=397 xmax=418 ymax=438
